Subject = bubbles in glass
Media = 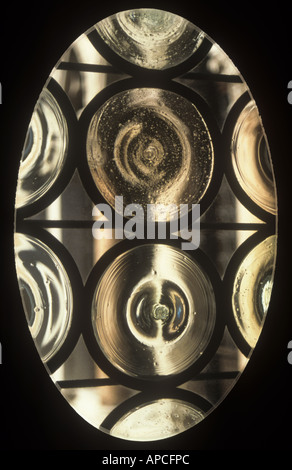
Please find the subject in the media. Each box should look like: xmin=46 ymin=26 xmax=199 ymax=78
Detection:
xmin=95 ymin=9 xmax=204 ymax=70
xmin=231 ymin=101 xmax=277 ymax=215
xmin=110 ymin=398 xmax=206 ymax=441
xmin=14 ymin=233 xmax=73 ymax=362
xmin=91 ymin=244 xmax=217 ymax=379
xmin=15 ymin=88 xmax=69 ymax=209
xmin=232 ymin=235 xmax=276 ymax=350
xmin=86 ymin=87 xmax=214 ymax=217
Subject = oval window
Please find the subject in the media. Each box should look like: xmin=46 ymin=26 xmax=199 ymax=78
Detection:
xmin=14 ymin=8 xmax=277 ymax=442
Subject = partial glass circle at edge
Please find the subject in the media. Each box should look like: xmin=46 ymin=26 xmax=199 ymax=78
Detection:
xmin=231 ymin=101 xmax=277 ymax=215
xmin=109 ymin=398 xmax=206 ymax=441
xmin=232 ymin=235 xmax=277 ymax=351
xmin=14 ymin=232 xmax=74 ymax=362
xmin=15 ymin=87 xmax=69 ymax=209
xmin=95 ymin=8 xmax=205 ymax=70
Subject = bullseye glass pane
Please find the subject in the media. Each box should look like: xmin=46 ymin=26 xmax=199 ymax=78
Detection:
xmin=232 ymin=235 xmax=276 ymax=350
xmin=91 ymin=244 xmax=216 ymax=378
xmin=110 ymin=398 xmax=206 ymax=441
xmin=95 ymin=9 xmax=204 ymax=70
xmin=15 ymin=88 xmax=69 ymax=209
xmin=231 ymin=101 xmax=277 ymax=215
xmin=87 ymin=87 xmax=213 ymax=217
xmin=14 ymin=233 xmax=73 ymax=362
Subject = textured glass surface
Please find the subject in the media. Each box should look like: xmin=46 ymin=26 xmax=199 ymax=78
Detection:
xmin=13 ymin=7 xmax=278 ymax=444
xmin=231 ymin=101 xmax=276 ymax=214
xmin=95 ymin=9 xmax=204 ymax=70
xmin=15 ymin=88 xmax=68 ymax=209
xmin=232 ymin=235 xmax=276 ymax=349
xmin=110 ymin=398 xmax=205 ymax=441
xmin=14 ymin=233 xmax=73 ymax=362
xmin=92 ymin=244 xmax=216 ymax=378
xmin=87 ymin=87 xmax=213 ymax=216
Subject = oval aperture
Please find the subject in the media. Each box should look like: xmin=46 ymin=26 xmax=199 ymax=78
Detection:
xmin=14 ymin=8 xmax=277 ymax=442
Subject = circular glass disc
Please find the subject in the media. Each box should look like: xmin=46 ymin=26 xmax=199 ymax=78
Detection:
xmin=109 ymin=398 xmax=206 ymax=441
xmin=86 ymin=87 xmax=214 ymax=217
xmin=231 ymin=101 xmax=277 ymax=215
xmin=232 ymin=235 xmax=276 ymax=350
xmin=15 ymin=88 xmax=69 ymax=209
xmin=91 ymin=244 xmax=217 ymax=379
xmin=14 ymin=233 xmax=73 ymax=362
xmin=95 ymin=9 xmax=204 ymax=70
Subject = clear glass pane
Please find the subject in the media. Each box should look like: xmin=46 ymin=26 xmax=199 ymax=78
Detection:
xmin=95 ymin=9 xmax=204 ymax=70
xmin=87 ymin=87 xmax=213 ymax=216
xmin=14 ymin=232 xmax=73 ymax=362
xmin=91 ymin=244 xmax=216 ymax=378
xmin=15 ymin=88 xmax=69 ymax=209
